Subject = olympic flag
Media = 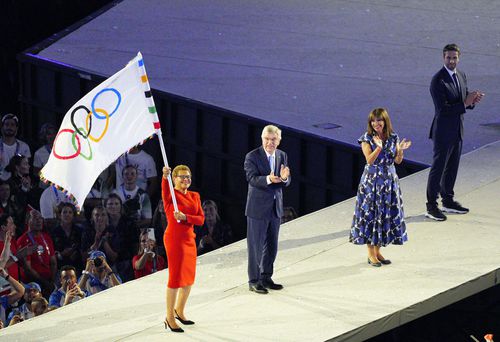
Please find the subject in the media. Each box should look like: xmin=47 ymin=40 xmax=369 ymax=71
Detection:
xmin=40 ymin=52 xmax=161 ymax=210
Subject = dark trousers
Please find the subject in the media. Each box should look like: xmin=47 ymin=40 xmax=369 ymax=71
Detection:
xmin=426 ymin=139 xmax=462 ymax=208
xmin=246 ymin=215 xmax=280 ymax=285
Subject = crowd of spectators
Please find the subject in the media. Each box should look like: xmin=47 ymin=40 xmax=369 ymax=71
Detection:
xmin=0 ymin=112 xmax=237 ymax=329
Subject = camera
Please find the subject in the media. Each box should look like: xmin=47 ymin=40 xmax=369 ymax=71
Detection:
xmin=93 ymin=257 xmax=103 ymax=268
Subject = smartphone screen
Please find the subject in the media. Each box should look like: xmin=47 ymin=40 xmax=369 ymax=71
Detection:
xmin=147 ymin=228 xmax=155 ymax=241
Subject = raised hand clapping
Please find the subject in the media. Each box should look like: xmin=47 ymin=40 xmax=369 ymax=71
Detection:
xmin=397 ymin=138 xmax=412 ymax=151
xmin=279 ymin=164 xmax=290 ymax=181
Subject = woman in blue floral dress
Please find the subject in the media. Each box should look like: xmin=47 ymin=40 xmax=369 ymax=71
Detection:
xmin=349 ymin=108 xmax=411 ymax=267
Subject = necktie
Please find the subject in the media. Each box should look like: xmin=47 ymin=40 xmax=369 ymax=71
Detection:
xmin=452 ymin=73 xmax=461 ymax=94
xmin=268 ymin=155 xmax=274 ymax=174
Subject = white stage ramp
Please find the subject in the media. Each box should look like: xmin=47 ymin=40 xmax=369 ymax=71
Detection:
xmin=1 ymin=141 xmax=499 ymax=341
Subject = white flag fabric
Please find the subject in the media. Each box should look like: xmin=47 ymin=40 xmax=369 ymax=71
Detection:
xmin=40 ymin=52 xmax=160 ymax=209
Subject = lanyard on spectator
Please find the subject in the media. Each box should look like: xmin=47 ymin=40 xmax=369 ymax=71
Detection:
xmin=27 ymin=231 xmax=50 ymax=264
xmin=121 ymin=185 xmax=132 ymax=200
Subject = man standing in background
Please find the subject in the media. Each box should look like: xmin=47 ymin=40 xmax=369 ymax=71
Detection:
xmin=426 ymin=43 xmax=484 ymax=221
xmin=244 ymin=125 xmax=290 ymax=294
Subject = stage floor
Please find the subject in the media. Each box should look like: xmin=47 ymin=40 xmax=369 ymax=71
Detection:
xmin=34 ymin=0 xmax=500 ymax=165
xmin=1 ymin=146 xmax=499 ymax=341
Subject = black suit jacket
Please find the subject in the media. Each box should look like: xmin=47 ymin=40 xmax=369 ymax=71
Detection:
xmin=429 ymin=67 xmax=473 ymax=143
xmin=244 ymin=147 xmax=290 ymax=220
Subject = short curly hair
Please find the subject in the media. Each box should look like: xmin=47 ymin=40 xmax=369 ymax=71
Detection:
xmin=172 ymin=165 xmax=191 ymax=177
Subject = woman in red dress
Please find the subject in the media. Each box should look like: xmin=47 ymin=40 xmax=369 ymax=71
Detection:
xmin=162 ymin=165 xmax=204 ymax=333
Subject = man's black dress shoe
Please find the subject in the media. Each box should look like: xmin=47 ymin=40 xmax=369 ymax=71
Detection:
xmin=175 ymin=309 xmax=195 ymax=325
xmin=249 ymin=283 xmax=268 ymax=294
xmin=262 ymin=281 xmax=284 ymax=290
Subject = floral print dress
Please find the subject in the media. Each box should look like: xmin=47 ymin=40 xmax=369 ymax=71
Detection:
xmin=349 ymin=132 xmax=408 ymax=246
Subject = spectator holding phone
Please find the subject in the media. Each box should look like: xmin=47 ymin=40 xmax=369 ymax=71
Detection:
xmin=49 ymin=265 xmax=87 ymax=309
xmin=132 ymin=230 xmax=166 ymax=279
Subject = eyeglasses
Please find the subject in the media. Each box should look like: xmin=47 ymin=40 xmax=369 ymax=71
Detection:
xmin=176 ymin=175 xmax=191 ymax=180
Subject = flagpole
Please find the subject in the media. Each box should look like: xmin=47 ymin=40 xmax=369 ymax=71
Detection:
xmin=156 ymin=129 xmax=180 ymax=214
xmin=136 ymin=52 xmax=179 ymax=214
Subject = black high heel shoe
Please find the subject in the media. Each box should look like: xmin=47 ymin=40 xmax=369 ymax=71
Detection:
xmin=165 ymin=319 xmax=184 ymax=333
xmin=175 ymin=309 xmax=195 ymax=325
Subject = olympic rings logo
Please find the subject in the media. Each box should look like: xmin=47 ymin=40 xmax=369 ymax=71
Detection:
xmin=52 ymin=88 xmax=121 ymax=160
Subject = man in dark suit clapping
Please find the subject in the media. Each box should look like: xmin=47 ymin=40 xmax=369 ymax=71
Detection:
xmin=425 ymin=43 xmax=484 ymax=221
xmin=244 ymin=125 xmax=291 ymax=294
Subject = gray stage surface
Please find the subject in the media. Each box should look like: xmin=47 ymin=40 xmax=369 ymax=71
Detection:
xmin=1 ymin=146 xmax=499 ymax=341
xmin=35 ymin=0 xmax=500 ymax=165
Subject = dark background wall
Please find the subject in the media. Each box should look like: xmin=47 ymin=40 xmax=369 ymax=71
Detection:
xmin=0 ymin=0 xmax=116 ymax=117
